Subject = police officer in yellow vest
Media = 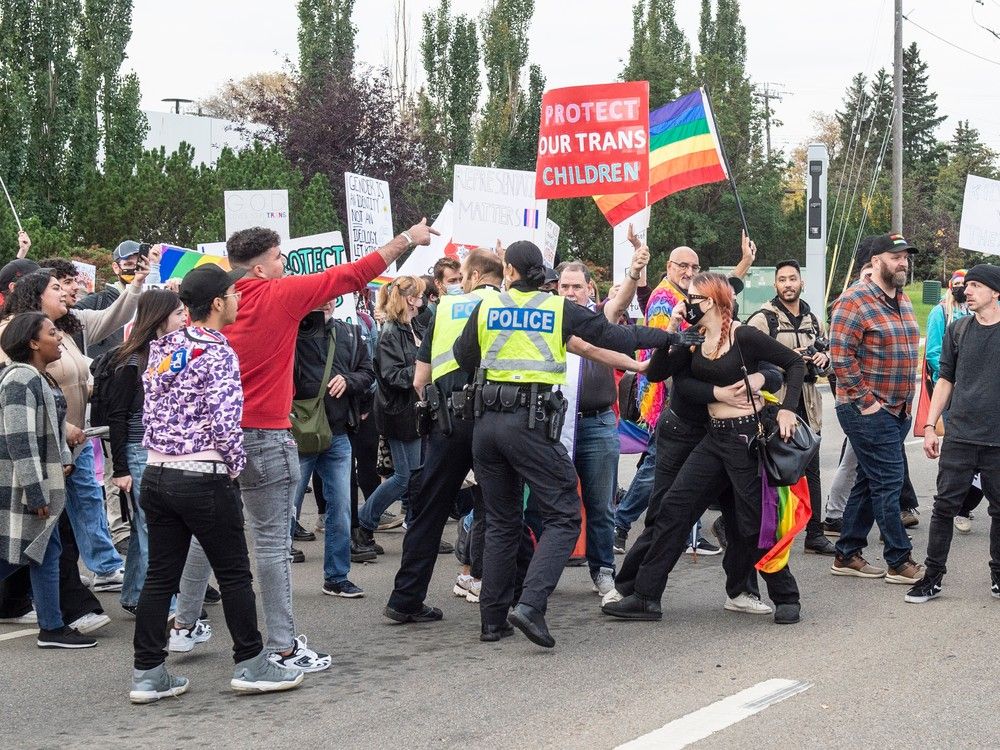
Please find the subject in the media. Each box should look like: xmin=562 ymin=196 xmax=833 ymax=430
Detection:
xmin=454 ymin=241 xmax=702 ymax=647
xmin=383 ymin=249 xmax=506 ymax=625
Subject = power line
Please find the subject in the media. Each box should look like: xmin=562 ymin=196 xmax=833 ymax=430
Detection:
xmin=902 ymin=13 xmax=1000 ymax=67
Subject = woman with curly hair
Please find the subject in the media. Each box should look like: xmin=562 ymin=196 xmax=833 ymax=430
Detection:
xmin=1 ymin=254 xmax=155 ymax=598
xmin=603 ymin=272 xmax=807 ymax=625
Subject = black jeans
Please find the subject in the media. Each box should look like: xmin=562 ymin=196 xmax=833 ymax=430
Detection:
xmin=388 ymin=416 xmax=475 ymax=613
xmin=57 ymin=511 xmax=102 ymax=622
xmin=474 ymin=408 xmax=580 ymax=626
xmin=924 ymin=440 xmax=1000 ymax=576
xmin=133 ymin=466 xmax=263 ymax=670
xmin=633 ymin=417 xmax=799 ymax=605
xmin=616 ymin=413 xmax=757 ymax=600
xmin=350 ymin=416 xmax=381 ymax=529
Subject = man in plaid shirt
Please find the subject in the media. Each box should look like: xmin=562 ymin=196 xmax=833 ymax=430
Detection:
xmin=829 ymin=233 xmax=924 ymax=585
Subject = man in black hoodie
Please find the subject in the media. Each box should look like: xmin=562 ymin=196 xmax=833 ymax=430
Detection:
xmin=290 ymin=301 xmax=375 ymax=598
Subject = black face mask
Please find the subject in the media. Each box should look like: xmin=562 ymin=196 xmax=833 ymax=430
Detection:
xmin=684 ymin=301 xmax=706 ymax=326
xmin=952 ymin=287 xmax=967 ymax=304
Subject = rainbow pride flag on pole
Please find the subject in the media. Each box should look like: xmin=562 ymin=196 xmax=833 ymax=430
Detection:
xmin=756 ymin=474 xmax=812 ymax=574
xmin=593 ymin=88 xmax=729 ymax=227
xmin=158 ymin=245 xmax=231 ymax=281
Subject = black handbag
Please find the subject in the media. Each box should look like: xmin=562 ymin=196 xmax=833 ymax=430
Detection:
xmin=734 ymin=332 xmax=820 ymax=486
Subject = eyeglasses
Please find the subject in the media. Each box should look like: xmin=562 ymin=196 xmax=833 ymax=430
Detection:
xmin=223 ymin=291 xmax=242 ymax=300
xmin=688 ymin=294 xmax=708 ymax=302
xmin=670 ymin=261 xmax=701 ymax=273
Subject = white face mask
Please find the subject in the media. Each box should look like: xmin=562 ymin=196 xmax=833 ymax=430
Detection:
xmin=445 ymin=283 xmax=464 ymax=296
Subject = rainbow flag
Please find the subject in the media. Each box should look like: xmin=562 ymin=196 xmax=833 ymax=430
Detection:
xmin=593 ymin=88 xmax=728 ymax=227
xmin=158 ymin=245 xmax=230 ymax=281
xmin=756 ymin=474 xmax=812 ymax=574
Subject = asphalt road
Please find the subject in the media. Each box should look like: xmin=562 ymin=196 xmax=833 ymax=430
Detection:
xmin=3 ymin=390 xmax=999 ymax=749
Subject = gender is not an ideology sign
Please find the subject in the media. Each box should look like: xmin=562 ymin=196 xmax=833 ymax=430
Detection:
xmin=345 ymin=172 xmax=394 ymax=263
xmin=535 ymin=81 xmax=650 ymax=199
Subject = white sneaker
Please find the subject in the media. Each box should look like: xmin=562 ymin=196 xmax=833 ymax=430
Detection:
xmin=314 ymin=516 xmax=325 ymax=533
xmin=168 ymin=620 xmax=213 ymax=653
xmin=267 ymin=634 xmax=331 ymax=673
xmin=0 ymin=609 xmax=37 ymax=625
xmin=465 ymin=579 xmax=481 ymax=603
xmin=954 ymin=515 xmax=973 ymax=534
xmin=601 ymin=588 xmax=624 ymax=606
xmin=724 ymin=593 xmax=774 ymax=615
xmin=591 ymin=567 xmax=616 ymax=596
xmin=79 ymin=573 xmax=93 ymax=588
xmin=93 ymin=568 xmax=125 ymax=592
xmin=453 ymin=574 xmax=475 ymax=597
xmin=68 ymin=611 xmax=112 ymax=634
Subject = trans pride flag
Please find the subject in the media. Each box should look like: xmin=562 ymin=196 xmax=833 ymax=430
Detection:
xmin=593 ymin=88 xmax=728 ymax=227
xmin=756 ymin=474 xmax=812 ymax=574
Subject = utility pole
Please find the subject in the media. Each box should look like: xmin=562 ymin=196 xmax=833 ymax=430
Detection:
xmin=892 ymin=0 xmax=903 ymax=231
xmin=753 ymin=83 xmax=789 ymax=160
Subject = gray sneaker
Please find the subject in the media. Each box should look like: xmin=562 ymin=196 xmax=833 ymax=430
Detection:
xmin=129 ymin=664 xmax=189 ymax=704
xmin=590 ymin=567 xmax=616 ymax=596
xmin=231 ymin=651 xmax=304 ymax=694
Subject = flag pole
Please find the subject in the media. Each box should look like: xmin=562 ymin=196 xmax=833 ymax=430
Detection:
xmin=0 ymin=173 xmax=23 ymax=233
xmin=702 ymin=86 xmax=750 ymax=238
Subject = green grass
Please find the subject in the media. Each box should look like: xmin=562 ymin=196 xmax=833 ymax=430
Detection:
xmin=905 ymin=281 xmax=940 ymax=339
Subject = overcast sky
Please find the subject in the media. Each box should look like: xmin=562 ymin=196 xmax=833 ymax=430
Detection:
xmin=127 ymin=0 xmax=1000 ymax=156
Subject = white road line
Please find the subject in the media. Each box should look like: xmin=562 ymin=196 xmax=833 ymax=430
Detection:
xmin=0 ymin=628 xmax=36 ymax=642
xmin=615 ymin=678 xmax=812 ymax=750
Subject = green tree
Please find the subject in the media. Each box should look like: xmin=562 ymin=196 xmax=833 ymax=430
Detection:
xmin=475 ymin=0 xmax=534 ymax=166
xmin=294 ymin=171 xmax=339 ymax=236
xmin=297 ymin=0 xmax=356 ymax=89
xmin=622 ymin=0 xmax=691 ymax=107
xmin=900 ymin=42 xmax=946 ymax=169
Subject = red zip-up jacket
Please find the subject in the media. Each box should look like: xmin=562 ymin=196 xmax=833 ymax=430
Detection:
xmin=224 ymin=252 xmax=387 ymax=429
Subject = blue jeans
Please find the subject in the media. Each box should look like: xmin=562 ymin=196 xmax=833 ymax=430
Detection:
xmin=835 ymin=404 xmax=913 ymax=568
xmin=0 ymin=526 xmax=62 ymax=631
xmin=614 ymin=429 xmax=658 ymax=533
xmin=575 ymin=410 xmax=618 ymax=573
xmin=358 ymin=437 xmax=421 ymax=531
xmin=64 ymin=441 xmax=124 ymax=576
xmin=120 ymin=442 xmax=148 ymax=607
xmin=293 ymin=434 xmax=353 ymax=583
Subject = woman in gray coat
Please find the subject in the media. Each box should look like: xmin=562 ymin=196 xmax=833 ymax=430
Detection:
xmin=0 ymin=312 xmax=96 ymax=648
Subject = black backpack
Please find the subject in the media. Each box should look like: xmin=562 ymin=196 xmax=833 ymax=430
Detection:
xmin=88 ymin=346 xmax=122 ymax=428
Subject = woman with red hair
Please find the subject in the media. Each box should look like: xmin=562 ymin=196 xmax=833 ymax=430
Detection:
xmin=603 ymin=272 xmax=808 ymax=624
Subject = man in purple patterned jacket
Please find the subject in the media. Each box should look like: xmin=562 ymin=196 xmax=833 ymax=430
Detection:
xmin=128 ymin=265 xmax=303 ymax=704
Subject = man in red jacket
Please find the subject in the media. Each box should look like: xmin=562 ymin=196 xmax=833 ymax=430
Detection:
xmin=223 ymin=220 xmax=437 ymax=672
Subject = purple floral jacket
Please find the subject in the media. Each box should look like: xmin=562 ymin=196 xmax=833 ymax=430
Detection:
xmin=142 ymin=327 xmax=245 ymax=476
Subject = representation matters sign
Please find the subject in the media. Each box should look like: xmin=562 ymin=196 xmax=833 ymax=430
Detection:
xmin=959 ymin=174 xmax=1000 ymax=257
xmin=535 ymin=81 xmax=650 ymax=200
xmin=345 ymin=172 xmax=394 ymax=263
xmin=284 ymin=231 xmax=357 ymax=322
xmin=224 ymin=190 xmax=290 ymax=242
xmin=453 ymin=165 xmax=547 ymax=248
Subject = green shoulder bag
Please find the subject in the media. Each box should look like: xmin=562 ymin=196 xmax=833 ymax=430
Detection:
xmin=290 ymin=333 xmax=336 ymax=455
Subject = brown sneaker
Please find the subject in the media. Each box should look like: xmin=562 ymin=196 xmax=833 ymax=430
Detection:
xmin=885 ymin=558 xmax=924 ymax=585
xmin=831 ymin=554 xmax=886 ymax=578
xmin=901 ymin=509 xmax=920 ymax=528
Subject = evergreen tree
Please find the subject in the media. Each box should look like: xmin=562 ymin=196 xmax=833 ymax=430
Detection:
xmin=297 ymin=0 xmax=355 ymax=90
xmin=622 ymin=0 xmax=691 ymax=107
xmin=294 ymin=172 xmax=339 ymax=236
xmin=901 ymin=42 xmax=946 ymax=168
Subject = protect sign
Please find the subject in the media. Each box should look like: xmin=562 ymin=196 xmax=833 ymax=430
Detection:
xmin=535 ymin=82 xmax=650 ymax=200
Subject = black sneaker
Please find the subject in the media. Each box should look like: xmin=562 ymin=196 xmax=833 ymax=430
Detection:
xmin=203 ymin=585 xmax=222 ymax=605
xmin=992 ymin=570 xmax=1000 ymax=600
xmin=438 ymin=540 xmax=454 ymax=554
xmin=613 ymin=527 xmax=628 ymax=555
xmin=37 ymin=626 xmax=97 ymax=649
xmin=351 ymin=542 xmax=377 ymax=563
xmin=121 ymin=603 xmax=137 ymax=617
xmin=293 ymin=521 xmax=316 ymax=542
xmin=687 ymin=536 xmax=722 ymax=556
xmin=353 ymin=527 xmax=383 ymax=555
xmin=905 ymin=572 xmax=943 ymax=603
xmin=290 ymin=546 xmax=305 ymax=564
xmin=822 ymin=517 xmax=842 ymax=537
xmin=323 ymin=579 xmax=365 ymax=598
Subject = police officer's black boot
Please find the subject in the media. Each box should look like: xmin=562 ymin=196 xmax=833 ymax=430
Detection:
xmin=507 ymin=603 xmax=555 ymax=648
xmin=601 ymin=593 xmax=662 ymax=621
xmin=479 ymin=622 xmax=515 ymax=642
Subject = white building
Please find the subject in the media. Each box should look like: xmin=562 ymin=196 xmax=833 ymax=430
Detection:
xmin=142 ymin=111 xmax=265 ymax=166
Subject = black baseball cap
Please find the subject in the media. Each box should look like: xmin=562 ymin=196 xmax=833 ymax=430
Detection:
xmin=0 ymin=258 xmax=41 ymax=290
xmin=178 ymin=264 xmax=246 ymax=308
xmin=856 ymin=233 xmax=918 ymax=267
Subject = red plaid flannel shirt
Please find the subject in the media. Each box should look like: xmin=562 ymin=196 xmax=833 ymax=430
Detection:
xmin=830 ymin=280 xmax=920 ymax=416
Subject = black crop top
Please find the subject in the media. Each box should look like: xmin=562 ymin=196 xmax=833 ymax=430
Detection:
xmin=691 ymin=325 xmax=805 ymax=411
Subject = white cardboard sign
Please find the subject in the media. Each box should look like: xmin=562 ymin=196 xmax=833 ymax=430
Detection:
xmin=345 ymin=172 xmax=394 ymax=263
xmin=197 ymin=241 xmax=228 ymax=256
xmin=453 ymin=165 xmax=547 ymax=249
xmin=612 ymin=206 xmax=651 ymax=319
xmin=959 ymin=174 xmax=1000 ymax=257
xmin=394 ymin=201 xmax=455 ymax=278
xmin=224 ymin=190 xmax=290 ymax=242
xmin=543 ymin=219 xmax=560 ymax=268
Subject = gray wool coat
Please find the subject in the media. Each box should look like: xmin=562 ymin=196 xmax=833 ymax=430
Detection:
xmin=0 ymin=363 xmax=71 ymax=566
